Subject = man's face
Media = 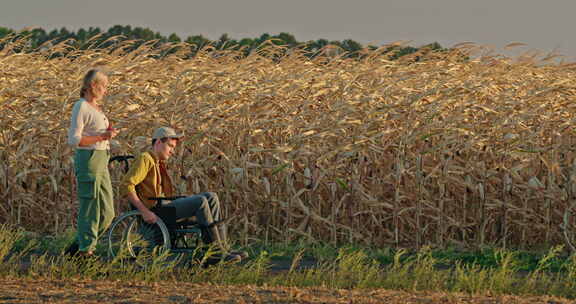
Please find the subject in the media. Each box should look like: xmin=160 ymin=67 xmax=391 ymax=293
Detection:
xmin=155 ymin=138 xmax=178 ymax=160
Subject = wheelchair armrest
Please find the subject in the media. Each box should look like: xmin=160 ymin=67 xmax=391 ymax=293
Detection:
xmin=148 ymin=196 xmax=186 ymax=202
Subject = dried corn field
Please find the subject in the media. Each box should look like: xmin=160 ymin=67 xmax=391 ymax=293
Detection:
xmin=2 ymin=38 xmax=576 ymax=250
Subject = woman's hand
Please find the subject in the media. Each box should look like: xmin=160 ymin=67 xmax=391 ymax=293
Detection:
xmin=101 ymin=128 xmax=120 ymax=140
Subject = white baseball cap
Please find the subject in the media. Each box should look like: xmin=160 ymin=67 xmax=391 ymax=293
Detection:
xmin=152 ymin=127 xmax=184 ymax=140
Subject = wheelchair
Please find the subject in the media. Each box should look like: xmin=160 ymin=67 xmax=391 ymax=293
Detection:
xmin=106 ymin=155 xmax=205 ymax=259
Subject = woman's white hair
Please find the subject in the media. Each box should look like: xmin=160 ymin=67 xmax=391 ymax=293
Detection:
xmin=80 ymin=68 xmax=107 ymax=98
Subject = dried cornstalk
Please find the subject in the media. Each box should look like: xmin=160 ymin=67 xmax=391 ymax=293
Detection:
xmin=0 ymin=38 xmax=575 ymax=249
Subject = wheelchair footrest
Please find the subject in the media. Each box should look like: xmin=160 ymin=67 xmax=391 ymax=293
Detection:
xmin=174 ymin=228 xmax=202 ymax=234
xmin=177 ymin=221 xmax=198 ymax=226
xmin=203 ymin=219 xmax=226 ymax=228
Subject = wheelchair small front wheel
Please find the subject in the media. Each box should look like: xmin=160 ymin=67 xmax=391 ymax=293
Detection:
xmin=107 ymin=210 xmax=171 ymax=259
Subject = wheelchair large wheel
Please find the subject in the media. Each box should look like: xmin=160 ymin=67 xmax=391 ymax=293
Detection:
xmin=107 ymin=210 xmax=171 ymax=259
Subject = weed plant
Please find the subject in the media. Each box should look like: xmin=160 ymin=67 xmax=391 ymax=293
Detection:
xmin=3 ymin=225 xmax=576 ymax=298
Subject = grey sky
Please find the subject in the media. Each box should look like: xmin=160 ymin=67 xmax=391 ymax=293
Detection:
xmin=2 ymin=0 xmax=575 ymax=60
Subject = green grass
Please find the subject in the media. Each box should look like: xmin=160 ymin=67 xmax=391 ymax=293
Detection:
xmin=3 ymin=224 xmax=576 ymax=299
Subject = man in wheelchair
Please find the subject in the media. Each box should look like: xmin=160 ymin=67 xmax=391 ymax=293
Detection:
xmin=120 ymin=126 xmax=247 ymax=263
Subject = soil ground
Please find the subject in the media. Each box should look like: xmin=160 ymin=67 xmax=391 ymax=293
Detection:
xmin=0 ymin=277 xmax=571 ymax=304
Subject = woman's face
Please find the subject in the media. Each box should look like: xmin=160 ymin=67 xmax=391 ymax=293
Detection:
xmin=91 ymin=75 xmax=109 ymax=101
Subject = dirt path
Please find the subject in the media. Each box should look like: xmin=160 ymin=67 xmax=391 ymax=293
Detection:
xmin=0 ymin=278 xmax=571 ymax=304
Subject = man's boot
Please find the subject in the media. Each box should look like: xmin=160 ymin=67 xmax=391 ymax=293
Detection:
xmin=201 ymin=225 xmax=241 ymax=265
xmin=218 ymin=225 xmax=249 ymax=259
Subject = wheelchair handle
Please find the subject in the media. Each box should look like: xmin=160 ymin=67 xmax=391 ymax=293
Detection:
xmin=108 ymin=155 xmax=135 ymax=173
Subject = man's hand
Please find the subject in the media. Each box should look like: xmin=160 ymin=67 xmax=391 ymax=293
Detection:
xmin=126 ymin=192 xmax=157 ymax=224
xmin=141 ymin=209 xmax=157 ymax=224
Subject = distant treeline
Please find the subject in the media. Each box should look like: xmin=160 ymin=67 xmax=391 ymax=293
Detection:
xmin=0 ymin=25 xmax=447 ymax=59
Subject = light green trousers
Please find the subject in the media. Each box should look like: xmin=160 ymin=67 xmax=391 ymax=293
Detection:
xmin=74 ymin=149 xmax=115 ymax=252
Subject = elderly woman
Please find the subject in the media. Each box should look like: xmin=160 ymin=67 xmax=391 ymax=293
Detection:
xmin=66 ymin=69 xmax=119 ymax=256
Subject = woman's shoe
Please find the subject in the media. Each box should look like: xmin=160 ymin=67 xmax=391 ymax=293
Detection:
xmin=78 ymin=251 xmax=94 ymax=257
xmin=64 ymin=242 xmax=79 ymax=256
